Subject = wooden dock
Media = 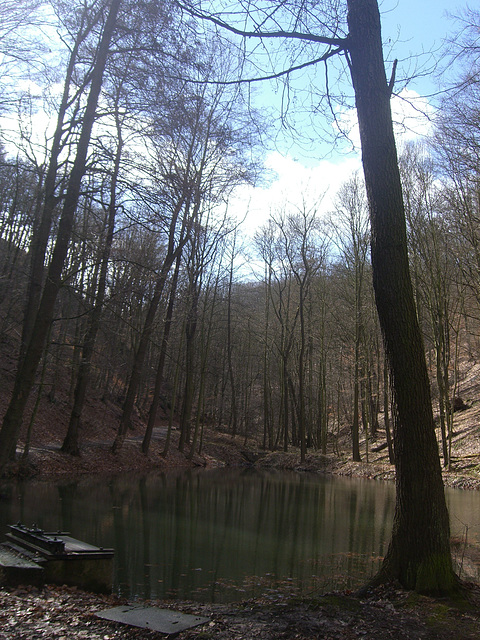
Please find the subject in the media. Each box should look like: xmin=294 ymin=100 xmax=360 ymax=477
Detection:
xmin=1 ymin=523 xmax=114 ymax=593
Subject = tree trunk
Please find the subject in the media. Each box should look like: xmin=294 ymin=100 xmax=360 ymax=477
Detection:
xmin=263 ymin=263 xmax=273 ymax=450
xmin=112 ymin=261 xmax=172 ymax=453
xmin=178 ymin=283 xmax=198 ymax=453
xmin=347 ymin=0 xmax=457 ymax=594
xmin=352 ymin=332 xmax=362 ymax=462
xmin=21 ymin=10 xmax=100 ymax=361
xmin=142 ymin=253 xmax=181 ymax=454
xmin=112 ymin=197 xmax=189 ymax=453
xmin=0 ymin=0 xmax=122 ymax=475
xmin=383 ymin=354 xmax=395 ymax=464
xmin=226 ymin=236 xmax=238 ymax=437
xmin=62 ymin=117 xmax=123 ymax=456
xmin=188 ymin=269 xmax=219 ymax=460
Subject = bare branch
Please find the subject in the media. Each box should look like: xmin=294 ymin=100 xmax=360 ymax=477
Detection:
xmin=388 ymin=58 xmax=398 ymax=95
xmin=176 ymin=1 xmax=346 ymax=47
xmin=168 ymin=46 xmax=344 ymax=86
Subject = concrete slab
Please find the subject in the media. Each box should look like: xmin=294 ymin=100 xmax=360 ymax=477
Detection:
xmin=96 ymin=605 xmax=209 ymax=635
xmin=0 ymin=547 xmax=44 ymax=587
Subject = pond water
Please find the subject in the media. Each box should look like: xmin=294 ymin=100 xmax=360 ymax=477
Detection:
xmin=1 ymin=469 xmax=479 ymax=602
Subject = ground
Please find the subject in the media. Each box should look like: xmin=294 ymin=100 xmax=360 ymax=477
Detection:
xmin=2 ymin=581 xmax=480 ymax=639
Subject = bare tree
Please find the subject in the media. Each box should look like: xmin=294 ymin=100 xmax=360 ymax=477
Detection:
xmin=279 ymin=203 xmax=328 ymax=461
xmin=21 ymin=1 xmax=107 ymax=363
xmin=401 ymin=143 xmax=460 ymax=468
xmin=330 ymin=172 xmax=371 ymax=462
xmin=61 ymin=76 xmax=128 ymax=456
xmin=0 ymin=0 xmax=123 ymax=474
xmin=180 ymin=0 xmax=457 ymax=594
xmin=0 ymin=0 xmax=46 ymax=112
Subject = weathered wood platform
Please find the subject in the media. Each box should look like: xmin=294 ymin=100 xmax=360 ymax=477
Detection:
xmin=1 ymin=523 xmax=114 ymax=592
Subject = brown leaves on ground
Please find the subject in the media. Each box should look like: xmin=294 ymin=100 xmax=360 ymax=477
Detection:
xmin=2 ymin=582 xmax=480 ymax=640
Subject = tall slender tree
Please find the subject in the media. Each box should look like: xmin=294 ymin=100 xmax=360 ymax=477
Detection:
xmin=181 ymin=0 xmax=458 ymax=594
xmin=61 ymin=81 xmax=127 ymax=456
xmin=0 ymin=0 xmax=123 ymax=473
xmin=347 ymin=0 xmax=455 ymax=593
xmin=21 ymin=2 xmax=106 ymax=361
xmin=330 ymin=173 xmax=371 ymax=462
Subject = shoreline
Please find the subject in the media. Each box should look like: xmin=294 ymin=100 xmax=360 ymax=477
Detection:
xmin=3 ymin=437 xmax=480 ymax=493
xmin=1 ymin=571 xmax=480 ymax=639
xmin=2 ymin=439 xmax=480 ymax=638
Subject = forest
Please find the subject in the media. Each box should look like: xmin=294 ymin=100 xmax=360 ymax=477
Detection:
xmin=0 ymin=0 xmax=479 ymax=476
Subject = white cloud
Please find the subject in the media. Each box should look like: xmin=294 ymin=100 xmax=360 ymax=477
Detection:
xmin=391 ymin=88 xmax=435 ymax=143
xmin=232 ymin=151 xmax=361 ymax=236
xmin=233 ymin=88 xmax=436 ymax=237
xmin=336 ymin=88 xmax=435 ymax=151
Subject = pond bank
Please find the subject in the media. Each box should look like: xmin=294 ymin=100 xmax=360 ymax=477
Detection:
xmin=255 ymin=450 xmax=480 ymax=491
xmin=6 ymin=428 xmax=480 ymax=493
xmin=3 ymin=434 xmax=480 ymax=639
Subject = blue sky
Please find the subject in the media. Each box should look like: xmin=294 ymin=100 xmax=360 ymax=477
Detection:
xmin=234 ymin=0 xmax=469 ymax=238
xmin=381 ymin=0 xmax=454 ymax=55
xmin=380 ymin=0 xmax=464 ymax=95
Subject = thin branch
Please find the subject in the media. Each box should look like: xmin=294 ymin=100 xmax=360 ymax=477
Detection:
xmin=168 ymin=46 xmax=344 ymax=86
xmin=177 ymin=2 xmax=346 ymax=47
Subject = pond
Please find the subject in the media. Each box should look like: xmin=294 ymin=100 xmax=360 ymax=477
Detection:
xmin=1 ymin=469 xmax=479 ymax=602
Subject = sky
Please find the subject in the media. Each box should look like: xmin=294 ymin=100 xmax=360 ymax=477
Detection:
xmin=233 ymin=0 xmax=467 ymax=237
xmin=0 ymin=0 xmax=468 ymax=243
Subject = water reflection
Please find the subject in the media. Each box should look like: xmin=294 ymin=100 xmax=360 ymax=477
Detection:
xmin=1 ymin=469 xmax=478 ymax=602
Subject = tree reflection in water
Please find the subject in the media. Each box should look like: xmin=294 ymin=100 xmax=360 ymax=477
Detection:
xmin=3 ymin=468 xmax=479 ymax=600
xmin=0 ymin=469 xmax=402 ymax=601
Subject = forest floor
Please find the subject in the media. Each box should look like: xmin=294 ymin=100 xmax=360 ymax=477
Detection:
xmin=2 ymin=353 xmax=480 ymax=636
xmin=2 ymin=580 xmax=480 ymax=639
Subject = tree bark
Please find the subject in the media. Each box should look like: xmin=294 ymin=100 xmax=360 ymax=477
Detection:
xmin=346 ymin=0 xmax=457 ymax=594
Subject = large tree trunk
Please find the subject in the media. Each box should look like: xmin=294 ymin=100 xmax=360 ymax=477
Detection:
xmin=21 ymin=10 xmax=101 ymax=362
xmin=0 ymin=0 xmax=122 ymax=475
xmin=346 ymin=0 xmax=457 ymax=594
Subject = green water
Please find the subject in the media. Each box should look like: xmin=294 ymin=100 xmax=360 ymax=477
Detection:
xmin=0 ymin=469 xmax=478 ymax=602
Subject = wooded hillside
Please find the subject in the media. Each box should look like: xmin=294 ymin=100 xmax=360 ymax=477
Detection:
xmin=0 ymin=1 xmax=479 ymax=475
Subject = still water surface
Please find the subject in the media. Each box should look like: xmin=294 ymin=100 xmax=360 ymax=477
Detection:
xmin=1 ymin=469 xmax=479 ymax=602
